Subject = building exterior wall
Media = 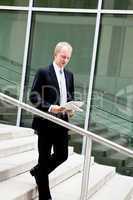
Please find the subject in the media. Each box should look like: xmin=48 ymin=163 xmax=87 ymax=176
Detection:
xmin=0 ymin=0 xmax=133 ymax=175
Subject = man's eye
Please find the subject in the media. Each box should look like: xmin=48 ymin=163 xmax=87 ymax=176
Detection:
xmin=61 ymin=55 xmax=69 ymax=59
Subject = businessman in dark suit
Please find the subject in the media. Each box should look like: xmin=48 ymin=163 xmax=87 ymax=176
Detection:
xmin=29 ymin=42 xmax=74 ymax=200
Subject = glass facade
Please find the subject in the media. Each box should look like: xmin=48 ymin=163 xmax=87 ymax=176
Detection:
xmin=0 ymin=0 xmax=29 ymax=6
xmin=90 ymin=14 xmax=133 ymax=176
xmin=21 ymin=12 xmax=96 ymax=128
xmin=103 ymin=0 xmax=133 ymax=10
xmin=0 ymin=0 xmax=133 ymax=175
xmin=34 ymin=0 xmax=98 ymax=9
xmin=0 ymin=11 xmax=27 ymax=124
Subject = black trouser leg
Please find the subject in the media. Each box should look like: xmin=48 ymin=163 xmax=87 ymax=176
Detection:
xmin=37 ymin=133 xmax=52 ymax=200
xmin=48 ymin=127 xmax=68 ymax=174
xmin=33 ymin=126 xmax=68 ymax=200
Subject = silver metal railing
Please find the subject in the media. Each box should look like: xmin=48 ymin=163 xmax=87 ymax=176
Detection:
xmin=0 ymin=92 xmax=133 ymax=200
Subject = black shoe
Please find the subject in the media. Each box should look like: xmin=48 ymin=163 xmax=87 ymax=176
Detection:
xmin=30 ymin=167 xmax=39 ymax=184
xmin=30 ymin=167 xmax=35 ymax=176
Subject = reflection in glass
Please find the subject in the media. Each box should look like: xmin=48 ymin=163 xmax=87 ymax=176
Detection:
xmin=92 ymin=140 xmax=133 ymax=176
xmin=103 ymin=0 xmax=133 ymax=10
xmin=21 ymin=12 xmax=96 ymax=136
xmin=34 ymin=0 xmax=98 ymax=9
xmin=0 ymin=11 xmax=27 ymax=124
xmin=0 ymin=0 xmax=28 ymax=6
xmin=90 ymin=14 xmax=133 ymax=176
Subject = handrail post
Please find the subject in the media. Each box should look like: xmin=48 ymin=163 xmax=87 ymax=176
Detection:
xmin=16 ymin=0 xmax=33 ymax=126
xmin=80 ymin=137 xmax=92 ymax=200
xmin=80 ymin=0 xmax=102 ymax=199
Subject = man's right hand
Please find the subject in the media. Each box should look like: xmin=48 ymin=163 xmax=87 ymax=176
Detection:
xmin=50 ymin=105 xmax=65 ymax=114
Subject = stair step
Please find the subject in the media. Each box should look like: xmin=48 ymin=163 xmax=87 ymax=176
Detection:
xmin=107 ymin=152 xmax=132 ymax=167
xmin=0 ymin=153 xmax=84 ymax=200
xmin=49 ymin=153 xmax=85 ymax=188
xmin=90 ymin=123 xmax=108 ymax=134
xmin=92 ymin=138 xmax=127 ymax=157
xmin=0 ymin=135 xmax=37 ymax=158
xmin=0 ymin=124 xmax=34 ymax=140
xmin=89 ymin=174 xmax=133 ymax=200
xmin=51 ymin=163 xmax=115 ymax=200
xmin=100 ymin=130 xmax=120 ymax=140
xmin=0 ymin=150 xmax=38 ymax=181
xmin=0 ymin=146 xmax=75 ymax=182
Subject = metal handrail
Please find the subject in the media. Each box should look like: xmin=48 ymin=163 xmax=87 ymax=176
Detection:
xmin=0 ymin=92 xmax=133 ymax=200
xmin=0 ymin=92 xmax=133 ymax=158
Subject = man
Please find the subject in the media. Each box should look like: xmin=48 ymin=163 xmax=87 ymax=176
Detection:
xmin=29 ymin=42 xmax=74 ymax=200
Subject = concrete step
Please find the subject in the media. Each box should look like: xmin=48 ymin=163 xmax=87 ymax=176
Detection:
xmin=0 ymin=114 xmax=17 ymax=123
xmin=0 ymin=124 xmax=34 ymax=141
xmin=96 ymin=152 xmax=133 ymax=170
xmin=70 ymin=131 xmax=120 ymax=147
xmin=89 ymin=174 xmax=133 ymax=200
xmin=90 ymin=123 xmax=108 ymax=134
xmin=0 ymin=150 xmax=38 ymax=182
xmin=118 ymin=160 xmax=133 ymax=176
xmin=0 ymin=146 xmax=74 ymax=182
xmin=92 ymin=137 xmax=128 ymax=157
xmin=99 ymin=129 xmax=120 ymax=140
xmin=0 ymin=105 xmax=16 ymax=113
xmin=104 ymin=152 xmax=132 ymax=168
xmin=51 ymin=163 xmax=115 ymax=200
xmin=90 ymin=122 xmax=120 ymax=140
xmin=0 ymin=153 xmax=85 ymax=200
xmin=0 ymin=135 xmax=37 ymax=158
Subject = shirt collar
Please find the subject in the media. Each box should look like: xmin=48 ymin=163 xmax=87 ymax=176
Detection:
xmin=53 ymin=62 xmax=64 ymax=73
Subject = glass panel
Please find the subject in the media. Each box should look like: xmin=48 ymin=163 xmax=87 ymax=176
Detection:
xmin=0 ymin=100 xmax=17 ymax=125
xmin=0 ymin=11 xmax=27 ymax=124
xmin=92 ymin=141 xmax=133 ymax=176
xmin=21 ymin=12 xmax=96 ymax=133
xmin=103 ymin=0 xmax=133 ymax=10
xmin=90 ymin=14 xmax=133 ymax=176
xmin=34 ymin=0 xmax=98 ymax=9
xmin=0 ymin=0 xmax=28 ymax=6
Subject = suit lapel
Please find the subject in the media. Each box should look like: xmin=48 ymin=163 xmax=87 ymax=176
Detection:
xmin=48 ymin=64 xmax=60 ymax=93
xmin=64 ymin=69 xmax=69 ymax=93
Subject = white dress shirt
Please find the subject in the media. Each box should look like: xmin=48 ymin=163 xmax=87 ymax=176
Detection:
xmin=53 ymin=62 xmax=67 ymax=106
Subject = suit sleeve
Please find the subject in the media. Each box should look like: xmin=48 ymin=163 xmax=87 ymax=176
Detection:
xmin=29 ymin=69 xmax=51 ymax=112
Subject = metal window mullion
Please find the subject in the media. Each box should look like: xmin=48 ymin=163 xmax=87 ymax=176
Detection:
xmin=32 ymin=7 xmax=98 ymax=14
xmin=80 ymin=0 xmax=103 ymax=200
xmin=0 ymin=6 xmax=29 ymax=11
xmin=32 ymin=7 xmax=133 ymax=15
xmin=16 ymin=0 xmax=33 ymax=126
xmin=1 ymin=6 xmax=133 ymax=15
xmin=101 ymin=9 xmax=133 ymax=14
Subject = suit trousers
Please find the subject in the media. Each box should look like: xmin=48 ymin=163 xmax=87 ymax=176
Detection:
xmin=36 ymin=124 xmax=69 ymax=200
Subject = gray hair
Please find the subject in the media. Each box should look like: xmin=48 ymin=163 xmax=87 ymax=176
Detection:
xmin=54 ymin=41 xmax=73 ymax=56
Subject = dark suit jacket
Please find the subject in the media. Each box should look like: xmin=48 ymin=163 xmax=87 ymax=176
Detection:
xmin=30 ymin=64 xmax=74 ymax=132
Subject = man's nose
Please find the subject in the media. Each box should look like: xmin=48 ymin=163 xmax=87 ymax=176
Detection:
xmin=65 ymin=58 xmax=69 ymax=62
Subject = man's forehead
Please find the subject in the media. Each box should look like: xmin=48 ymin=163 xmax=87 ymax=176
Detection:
xmin=59 ymin=47 xmax=71 ymax=54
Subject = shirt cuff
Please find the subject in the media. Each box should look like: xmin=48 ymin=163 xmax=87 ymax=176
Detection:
xmin=48 ymin=105 xmax=54 ymax=112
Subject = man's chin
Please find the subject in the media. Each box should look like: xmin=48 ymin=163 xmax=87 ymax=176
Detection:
xmin=62 ymin=63 xmax=66 ymax=67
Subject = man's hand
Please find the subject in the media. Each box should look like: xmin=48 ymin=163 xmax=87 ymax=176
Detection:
xmin=51 ymin=105 xmax=65 ymax=113
xmin=65 ymin=109 xmax=75 ymax=118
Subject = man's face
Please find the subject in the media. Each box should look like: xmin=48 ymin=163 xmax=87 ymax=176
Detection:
xmin=54 ymin=47 xmax=71 ymax=68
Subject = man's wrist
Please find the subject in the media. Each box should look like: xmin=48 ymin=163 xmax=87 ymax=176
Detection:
xmin=48 ymin=105 xmax=54 ymax=112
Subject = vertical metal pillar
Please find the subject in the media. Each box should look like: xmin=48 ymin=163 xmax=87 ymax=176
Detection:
xmin=80 ymin=0 xmax=103 ymax=199
xmin=16 ymin=0 xmax=33 ymax=126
